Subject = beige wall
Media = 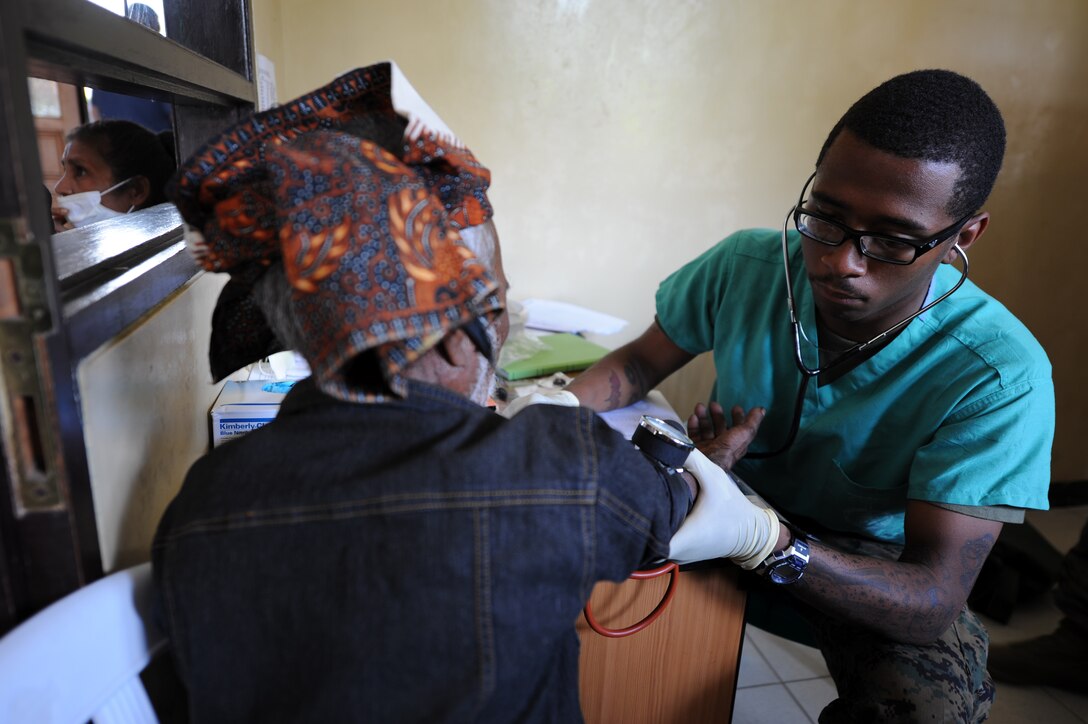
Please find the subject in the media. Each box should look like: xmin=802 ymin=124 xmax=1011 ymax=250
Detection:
xmin=251 ymin=0 xmax=284 ymax=94
xmin=253 ymin=0 xmax=1088 ymax=481
xmin=79 ymin=273 xmax=227 ymax=571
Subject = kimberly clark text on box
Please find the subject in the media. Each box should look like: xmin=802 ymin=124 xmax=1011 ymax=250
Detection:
xmin=210 ymin=380 xmax=293 ymax=447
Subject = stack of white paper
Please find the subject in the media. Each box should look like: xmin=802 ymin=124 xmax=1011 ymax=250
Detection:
xmin=519 ymin=299 xmax=628 ymax=335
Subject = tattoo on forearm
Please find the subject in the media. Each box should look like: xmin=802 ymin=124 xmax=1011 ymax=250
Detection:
xmin=622 ymin=361 xmax=649 ymax=406
xmin=605 ymin=371 xmax=622 ymax=409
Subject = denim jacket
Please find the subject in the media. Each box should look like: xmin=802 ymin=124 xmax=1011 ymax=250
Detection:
xmin=152 ymin=379 xmax=690 ymax=723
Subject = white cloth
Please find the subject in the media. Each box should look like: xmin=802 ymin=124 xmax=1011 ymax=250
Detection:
xmin=498 ymin=389 xmax=579 ymax=418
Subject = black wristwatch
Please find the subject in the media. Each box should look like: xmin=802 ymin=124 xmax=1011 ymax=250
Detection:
xmin=631 ymin=415 xmax=694 ymax=470
xmin=757 ymin=526 xmax=811 ymax=584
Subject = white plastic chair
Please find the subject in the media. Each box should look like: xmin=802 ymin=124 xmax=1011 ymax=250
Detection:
xmin=0 ymin=562 xmax=167 ymax=723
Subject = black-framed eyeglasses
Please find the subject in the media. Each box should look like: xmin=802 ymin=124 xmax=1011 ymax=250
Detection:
xmin=750 ymin=176 xmax=974 ymax=459
xmin=793 ymin=172 xmax=974 ymax=265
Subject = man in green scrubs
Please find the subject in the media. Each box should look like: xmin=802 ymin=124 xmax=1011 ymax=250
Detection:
xmin=509 ymin=70 xmax=1054 ymax=722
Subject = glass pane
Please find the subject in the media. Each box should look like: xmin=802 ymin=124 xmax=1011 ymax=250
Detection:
xmin=77 ymin=0 xmax=248 ymax=78
xmin=84 ymin=0 xmax=168 ymax=36
xmin=88 ymin=87 xmax=174 ymax=133
xmin=85 ymin=0 xmax=126 ymax=15
xmin=51 ymin=86 xmax=177 ymax=234
xmin=28 ymin=78 xmax=62 ymax=118
xmin=126 ymin=1 xmax=167 ymax=35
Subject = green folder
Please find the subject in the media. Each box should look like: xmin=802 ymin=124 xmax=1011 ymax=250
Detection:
xmin=498 ymin=333 xmax=610 ymax=380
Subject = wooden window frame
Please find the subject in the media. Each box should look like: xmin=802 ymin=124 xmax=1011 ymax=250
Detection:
xmin=0 ymin=0 xmax=256 ymax=632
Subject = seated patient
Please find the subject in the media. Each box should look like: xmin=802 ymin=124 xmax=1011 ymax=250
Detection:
xmin=152 ymin=64 xmax=758 ymax=723
xmin=51 ymin=119 xmax=176 ymax=231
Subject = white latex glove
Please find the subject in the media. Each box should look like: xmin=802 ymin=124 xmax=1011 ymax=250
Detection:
xmin=498 ymin=389 xmax=579 ymax=418
xmin=668 ymin=448 xmax=781 ymax=569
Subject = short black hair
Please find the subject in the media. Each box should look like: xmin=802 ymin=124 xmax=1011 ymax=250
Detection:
xmin=816 ymin=69 xmax=1006 ymax=219
xmin=67 ymin=119 xmax=177 ymax=208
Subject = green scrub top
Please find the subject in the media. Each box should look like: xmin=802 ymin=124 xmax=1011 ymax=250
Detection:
xmin=656 ymin=229 xmax=1053 ymax=544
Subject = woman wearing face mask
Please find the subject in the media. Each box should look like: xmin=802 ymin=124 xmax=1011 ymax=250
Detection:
xmin=51 ymin=119 xmax=176 ymax=232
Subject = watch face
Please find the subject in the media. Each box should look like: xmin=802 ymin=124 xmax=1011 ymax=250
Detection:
xmin=768 ymin=559 xmax=805 ymax=584
xmin=765 ymin=536 xmax=809 ymax=584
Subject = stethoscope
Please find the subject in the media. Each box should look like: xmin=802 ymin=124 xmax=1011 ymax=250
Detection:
xmin=746 ymin=206 xmax=970 ymax=459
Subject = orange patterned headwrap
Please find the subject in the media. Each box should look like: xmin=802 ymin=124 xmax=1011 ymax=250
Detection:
xmin=168 ymin=62 xmax=501 ymax=401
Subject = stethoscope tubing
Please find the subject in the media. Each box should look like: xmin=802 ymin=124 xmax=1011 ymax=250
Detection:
xmin=781 ymin=207 xmax=970 ymax=378
xmin=747 ymin=208 xmax=970 ymax=459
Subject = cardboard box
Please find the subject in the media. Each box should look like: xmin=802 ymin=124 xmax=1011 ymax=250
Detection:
xmin=209 ymin=380 xmax=293 ymax=447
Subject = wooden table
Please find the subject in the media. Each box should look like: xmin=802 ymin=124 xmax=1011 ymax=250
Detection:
xmin=577 ymin=564 xmax=747 ymax=723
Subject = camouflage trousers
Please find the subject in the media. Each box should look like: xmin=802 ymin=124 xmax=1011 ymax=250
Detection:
xmin=806 ymin=602 xmax=994 ymax=723
xmin=748 ymin=532 xmax=995 ymax=723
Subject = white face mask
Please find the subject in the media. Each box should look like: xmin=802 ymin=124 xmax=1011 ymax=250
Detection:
xmin=56 ymin=177 xmax=135 ymax=228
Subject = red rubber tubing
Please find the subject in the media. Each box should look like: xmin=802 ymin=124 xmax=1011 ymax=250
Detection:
xmin=583 ymin=561 xmax=680 ymax=638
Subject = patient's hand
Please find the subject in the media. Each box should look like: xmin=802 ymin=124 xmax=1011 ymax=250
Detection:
xmin=686 ymin=402 xmax=765 ymax=470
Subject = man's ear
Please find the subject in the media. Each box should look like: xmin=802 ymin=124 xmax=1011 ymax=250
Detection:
xmin=406 ymin=328 xmax=478 ymax=390
xmin=943 ymin=212 xmax=989 ymax=263
xmin=434 ymin=328 xmax=477 ymax=370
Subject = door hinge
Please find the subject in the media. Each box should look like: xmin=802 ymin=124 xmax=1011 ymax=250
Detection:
xmin=0 ymin=217 xmax=63 ymax=514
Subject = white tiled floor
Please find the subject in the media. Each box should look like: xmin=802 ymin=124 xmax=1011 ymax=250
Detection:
xmin=732 ymin=505 xmax=1088 ymax=723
